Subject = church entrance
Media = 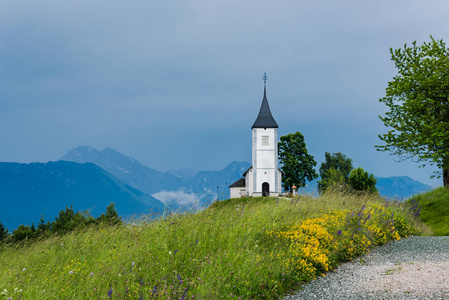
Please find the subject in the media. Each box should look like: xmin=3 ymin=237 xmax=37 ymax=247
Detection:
xmin=262 ymin=182 xmax=270 ymax=197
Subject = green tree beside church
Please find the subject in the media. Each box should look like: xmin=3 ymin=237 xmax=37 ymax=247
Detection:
xmin=278 ymin=131 xmax=318 ymax=193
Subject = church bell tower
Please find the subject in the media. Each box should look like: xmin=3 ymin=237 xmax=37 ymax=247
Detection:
xmin=250 ymin=73 xmax=281 ymax=196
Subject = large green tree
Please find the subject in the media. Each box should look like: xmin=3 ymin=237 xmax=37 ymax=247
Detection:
xmin=278 ymin=131 xmax=318 ymax=192
xmin=317 ymin=152 xmax=353 ymax=193
xmin=377 ymin=37 xmax=449 ymax=187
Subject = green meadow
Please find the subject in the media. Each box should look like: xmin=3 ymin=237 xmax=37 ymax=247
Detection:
xmin=0 ymin=193 xmax=428 ymax=299
xmin=410 ymin=187 xmax=449 ymax=236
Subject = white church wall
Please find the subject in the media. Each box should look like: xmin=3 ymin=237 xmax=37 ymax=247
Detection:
xmin=257 ymin=152 xmax=275 ymax=169
xmin=253 ymin=128 xmax=278 ymax=194
xmin=246 ymin=169 xmax=253 ymax=196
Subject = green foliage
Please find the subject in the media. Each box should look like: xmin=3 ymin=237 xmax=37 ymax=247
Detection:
xmin=278 ymin=131 xmax=318 ymax=192
xmin=376 ymin=36 xmax=449 ymax=186
xmin=96 ymin=203 xmax=122 ymax=225
xmin=318 ymin=152 xmax=353 ymax=193
xmin=0 ymin=222 xmax=8 ymax=243
xmin=411 ymin=187 xmax=449 ymax=235
xmin=37 ymin=215 xmax=51 ymax=235
xmin=11 ymin=224 xmax=35 ymax=242
xmin=4 ymin=203 xmax=121 ymax=244
xmin=348 ymin=167 xmax=378 ymax=194
xmin=0 ymin=194 xmax=424 ymax=299
xmin=320 ymin=168 xmax=350 ymax=193
xmin=52 ymin=205 xmax=95 ymax=233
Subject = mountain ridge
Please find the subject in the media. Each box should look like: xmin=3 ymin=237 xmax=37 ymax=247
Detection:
xmin=61 ymin=146 xmax=189 ymax=195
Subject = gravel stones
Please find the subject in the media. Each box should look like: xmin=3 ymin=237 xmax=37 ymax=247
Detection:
xmin=282 ymin=236 xmax=449 ymax=300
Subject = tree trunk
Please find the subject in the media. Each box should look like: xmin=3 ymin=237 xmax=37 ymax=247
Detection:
xmin=444 ymin=167 xmax=449 ymax=188
xmin=444 ymin=155 xmax=449 ymax=188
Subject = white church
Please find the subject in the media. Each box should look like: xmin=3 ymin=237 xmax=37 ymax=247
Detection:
xmin=229 ymin=74 xmax=283 ymax=198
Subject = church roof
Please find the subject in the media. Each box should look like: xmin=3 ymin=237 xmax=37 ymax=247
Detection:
xmin=229 ymin=178 xmax=246 ymax=188
xmin=251 ymin=86 xmax=278 ymax=129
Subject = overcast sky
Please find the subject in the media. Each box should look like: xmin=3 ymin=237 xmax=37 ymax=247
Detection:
xmin=1 ymin=1 xmax=448 ymax=187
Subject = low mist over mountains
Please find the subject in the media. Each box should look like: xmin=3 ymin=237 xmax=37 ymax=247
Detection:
xmin=0 ymin=161 xmax=164 ymax=230
xmin=0 ymin=145 xmax=432 ymax=230
xmin=61 ymin=146 xmax=250 ymax=208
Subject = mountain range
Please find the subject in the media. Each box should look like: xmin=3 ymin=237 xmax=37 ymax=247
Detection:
xmin=61 ymin=146 xmax=432 ymax=200
xmin=61 ymin=146 xmax=250 ymax=208
xmin=0 ymin=145 xmax=433 ymax=230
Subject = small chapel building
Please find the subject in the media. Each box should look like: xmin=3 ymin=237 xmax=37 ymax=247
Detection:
xmin=229 ymin=74 xmax=283 ymax=198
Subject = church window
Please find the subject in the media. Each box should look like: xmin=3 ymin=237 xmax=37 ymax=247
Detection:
xmin=262 ymin=136 xmax=269 ymax=146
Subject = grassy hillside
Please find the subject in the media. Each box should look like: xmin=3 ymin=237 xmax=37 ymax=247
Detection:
xmin=411 ymin=187 xmax=449 ymax=236
xmin=0 ymin=193 xmax=425 ymax=299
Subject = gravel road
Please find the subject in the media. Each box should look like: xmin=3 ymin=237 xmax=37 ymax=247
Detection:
xmin=282 ymin=236 xmax=449 ymax=300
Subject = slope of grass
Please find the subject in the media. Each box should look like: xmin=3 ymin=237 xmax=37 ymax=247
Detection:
xmin=411 ymin=187 xmax=449 ymax=236
xmin=0 ymin=193 xmax=425 ymax=299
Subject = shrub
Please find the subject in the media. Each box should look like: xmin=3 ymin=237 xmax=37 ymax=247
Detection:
xmin=320 ymin=168 xmax=350 ymax=194
xmin=0 ymin=222 xmax=8 ymax=243
xmin=11 ymin=224 xmax=35 ymax=242
xmin=348 ymin=167 xmax=377 ymax=194
xmin=318 ymin=152 xmax=353 ymax=194
xmin=52 ymin=205 xmax=95 ymax=233
xmin=96 ymin=203 xmax=122 ymax=225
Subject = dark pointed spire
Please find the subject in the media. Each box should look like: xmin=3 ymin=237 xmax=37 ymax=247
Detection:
xmin=252 ymin=73 xmax=278 ymax=129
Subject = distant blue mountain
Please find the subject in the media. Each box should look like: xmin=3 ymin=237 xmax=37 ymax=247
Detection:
xmin=0 ymin=161 xmax=164 ymax=230
xmin=375 ymin=176 xmax=432 ymax=200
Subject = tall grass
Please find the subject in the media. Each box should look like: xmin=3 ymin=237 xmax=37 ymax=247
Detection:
xmin=0 ymin=193 xmax=425 ymax=299
xmin=410 ymin=187 xmax=449 ymax=236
